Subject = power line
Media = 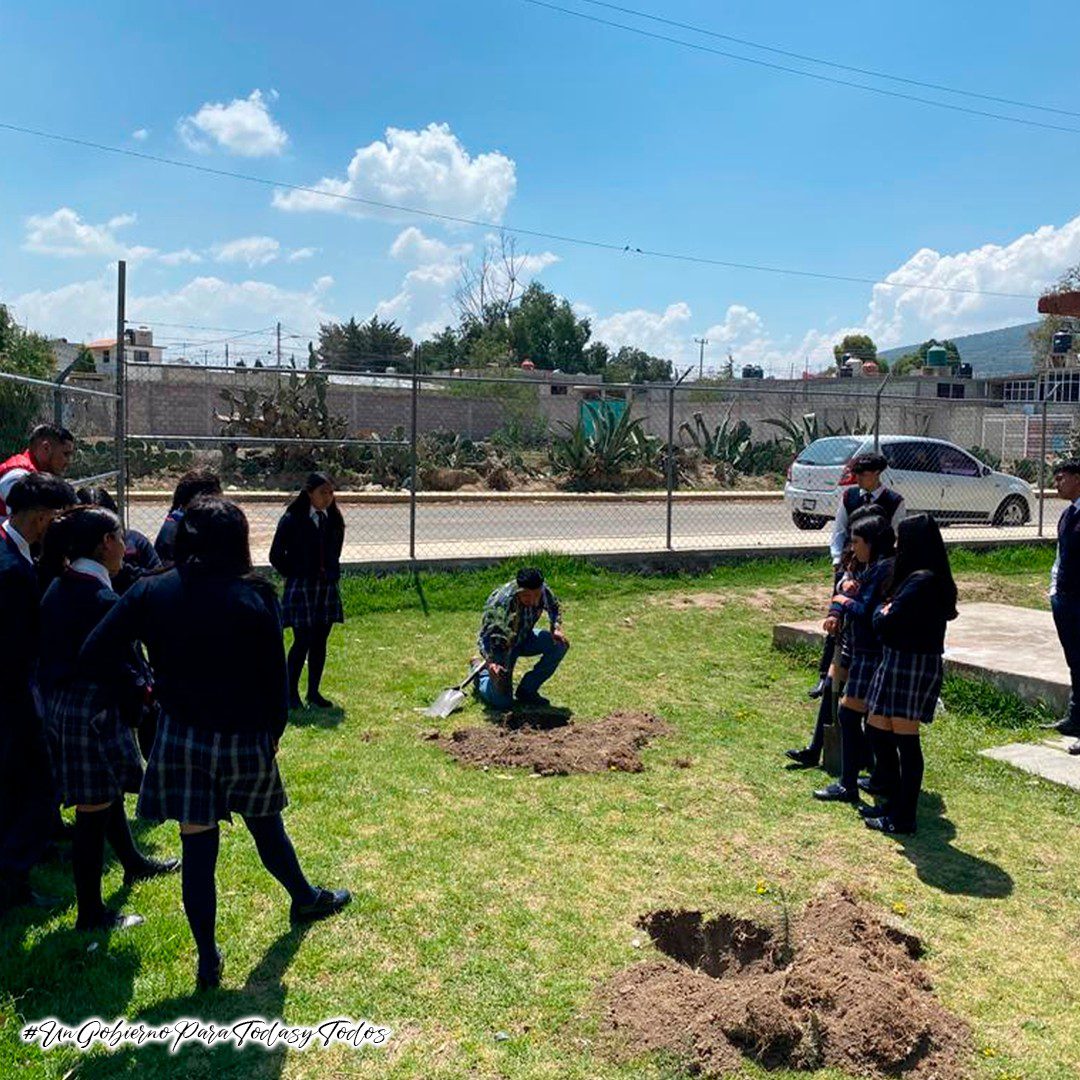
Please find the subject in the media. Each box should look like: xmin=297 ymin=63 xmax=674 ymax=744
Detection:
xmin=0 ymin=118 xmax=1042 ymax=300
xmin=570 ymin=0 xmax=1080 ymax=120
xmin=519 ymin=0 xmax=1080 ymax=137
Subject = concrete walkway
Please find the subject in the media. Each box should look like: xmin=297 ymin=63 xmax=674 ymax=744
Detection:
xmin=775 ymin=601 xmax=1080 ymax=793
xmin=773 ymin=601 xmax=1069 ymax=713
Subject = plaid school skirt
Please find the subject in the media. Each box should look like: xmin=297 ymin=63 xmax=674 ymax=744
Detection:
xmin=866 ymin=646 xmax=943 ymax=724
xmin=281 ymin=577 xmax=344 ymax=630
xmin=137 ymin=713 xmax=288 ymax=825
xmin=844 ymin=648 xmax=883 ymax=702
xmin=46 ymin=680 xmax=144 ymax=807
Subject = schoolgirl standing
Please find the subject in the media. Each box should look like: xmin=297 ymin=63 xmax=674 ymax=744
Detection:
xmin=154 ymin=470 xmax=222 ymax=565
xmin=38 ymin=507 xmax=178 ymax=931
xmin=863 ymin=515 xmax=957 ymax=836
xmin=812 ymin=515 xmax=895 ymax=806
xmin=81 ymin=496 xmax=349 ymax=989
xmin=269 ymin=473 xmax=345 ymax=709
xmin=76 ymin=486 xmax=161 ymax=590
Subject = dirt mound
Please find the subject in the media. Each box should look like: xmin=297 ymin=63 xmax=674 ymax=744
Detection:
xmin=603 ymin=888 xmax=971 ymax=1078
xmin=437 ymin=710 xmax=671 ymax=776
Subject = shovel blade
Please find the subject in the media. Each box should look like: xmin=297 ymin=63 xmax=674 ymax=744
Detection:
xmin=422 ymin=688 xmax=467 ymax=718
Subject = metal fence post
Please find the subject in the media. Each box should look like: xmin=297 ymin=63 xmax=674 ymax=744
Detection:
xmin=114 ymin=260 xmax=127 ymax=525
xmin=665 ymin=385 xmax=675 ymax=550
xmin=872 ymin=370 xmax=894 ymax=452
xmin=409 ymin=346 xmax=419 ymax=561
xmin=1037 ymin=385 xmax=1053 ymax=538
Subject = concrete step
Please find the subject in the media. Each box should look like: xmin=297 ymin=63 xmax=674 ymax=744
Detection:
xmin=980 ymin=739 xmax=1080 ymax=793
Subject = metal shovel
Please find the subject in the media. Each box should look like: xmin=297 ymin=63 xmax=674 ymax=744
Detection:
xmin=421 ymin=661 xmax=486 ymax=718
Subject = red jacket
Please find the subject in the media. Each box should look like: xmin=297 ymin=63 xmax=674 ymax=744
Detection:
xmin=0 ymin=450 xmax=37 ymax=517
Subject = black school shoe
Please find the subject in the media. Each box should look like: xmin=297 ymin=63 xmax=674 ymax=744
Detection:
xmin=864 ymin=815 xmax=916 ymax=836
xmin=1042 ymin=717 xmax=1080 ymax=736
xmin=124 ymin=857 xmax=181 ymax=888
xmin=1069 ymin=739 xmax=1080 ymax=756
xmin=785 ymin=747 xmax=820 ymax=767
xmin=514 ymin=689 xmax=550 ymax=707
xmin=196 ymin=950 xmax=224 ymax=991
xmin=857 ymin=777 xmax=890 ymax=796
xmin=813 ymin=783 xmax=859 ymax=804
xmin=858 ymin=801 xmax=891 ymax=819
xmin=307 ymin=692 xmax=335 ymax=709
xmin=76 ymin=908 xmax=145 ymax=932
xmin=290 ymin=887 xmax=352 ymax=925
xmin=807 ymin=677 xmax=829 ymax=700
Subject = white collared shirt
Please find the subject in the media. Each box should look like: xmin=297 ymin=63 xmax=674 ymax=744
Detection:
xmin=1049 ymin=495 xmax=1080 ymax=597
xmin=1 ymin=519 xmax=33 ymax=565
xmin=829 ymin=483 xmax=907 ymax=564
xmin=309 ymin=506 xmax=326 ymax=526
xmin=70 ymin=556 xmax=113 ymax=591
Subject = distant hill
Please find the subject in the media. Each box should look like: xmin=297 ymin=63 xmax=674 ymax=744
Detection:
xmin=879 ymin=321 xmax=1039 ymax=377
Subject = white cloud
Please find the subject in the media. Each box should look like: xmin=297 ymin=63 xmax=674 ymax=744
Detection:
xmin=591 ymin=301 xmax=694 ymax=359
xmin=132 ymin=128 xmax=150 ymax=142
xmin=273 ymin=122 xmax=516 ymax=224
xmin=286 ymin=246 xmax=318 ymax=262
xmin=23 ymin=208 xmax=156 ymax=261
xmin=389 ymin=226 xmax=470 ymax=264
xmin=12 ymin=271 xmax=336 ymax=344
xmin=158 ymin=248 xmax=203 ymax=266
xmin=178 ymin=89 xmax=287 ymax=157
xmin=211 ymin=235 xmax=281 ymax=267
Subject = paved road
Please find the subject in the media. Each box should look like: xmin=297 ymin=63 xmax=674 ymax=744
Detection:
xmin=126 ymin=496 xmax=1049 ymax=566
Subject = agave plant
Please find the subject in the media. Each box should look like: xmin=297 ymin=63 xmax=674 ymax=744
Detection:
xmin=763 ymin=413 xmax=871 ymax=455
xmin=679 ymin=410 xmax=753 ymax=482
xmin=549 ymin=406 xmax=658 ymax=489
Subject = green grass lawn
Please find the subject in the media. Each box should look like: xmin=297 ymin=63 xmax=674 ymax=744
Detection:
xmin=3 ymin=546 xmax=1078 ymax=1080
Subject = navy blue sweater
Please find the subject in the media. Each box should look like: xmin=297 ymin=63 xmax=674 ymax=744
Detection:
xmin=830 ymin=557 xmax=893 ymax=653
xmin=38 ymin=568 xmax=144 ymax=724
xmin=872 ymin=570 xmax=952 ymax=654
xmin=269 ymin=508 xmax=344 ymax=582
xmin=80 ymin=564 xmax=288 ymax=738
xmin=1056 ymin=504 xmax=1080 ymax=598
xmin=0 ymin=532 xmax=40 ymax=720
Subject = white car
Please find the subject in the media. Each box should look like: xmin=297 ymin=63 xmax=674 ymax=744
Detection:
xmin=784 ymin=434 xmax=1034 ymax=531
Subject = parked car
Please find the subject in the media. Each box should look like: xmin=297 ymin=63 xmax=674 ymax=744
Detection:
xmin=784 ymin=435 xmax=1034 ymax=530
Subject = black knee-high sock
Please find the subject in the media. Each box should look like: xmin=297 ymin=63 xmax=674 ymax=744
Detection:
xmin=867 ymin=726 xmax=899 ymax=803
xmin=287 ymin=629 xmax=312 ymax=698
xmin=306 ymin=624 xmax=331 ymax=697
xmin=818 ymin=634 xmax=836 ymax=677
xmin=181 ymin=828 xmax=220 ymax=971
xmin=894 ymin=734 xmax=925 ymax=828
xmin=73 ymin=807 xmax=110 ymax=924
xmin=244 ymin=814 xmax=318 ymax=905
xmin=837 ymin=705 xmax=864 ymax=792
xmin=808 ymin=683 xmax=833 ymax=755
xmin=105 ymin=799 xmax=148 ymax=873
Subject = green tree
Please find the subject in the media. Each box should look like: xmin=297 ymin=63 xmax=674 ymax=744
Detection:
xmin=602 ymin=346 xmax=673 ymax=384
xmin=317 ymin=315 xmax=414 ymax=371
xmin=72 ymin=345 xmax=96 ymax=373
xmin=506 ymin=283 xmax=591 ymax=371
xmin=416 ymin=327 xmax=464 ymax=371
xmin=891 ymin=338 xmax=961 ymax=376
xmin=1031 ymin=264 xmax=1080 ymax=370
xmin=0 ymin=304 xmax=57 ymax=455
xmin=833 ymin=334 xmax=878 ymax=365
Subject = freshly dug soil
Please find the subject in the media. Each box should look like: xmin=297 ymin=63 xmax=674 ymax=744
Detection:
xmin=437 ymin=710 xmax=671 ymax=776
xmin=603 ymin=887 xmax=971 ymax=1078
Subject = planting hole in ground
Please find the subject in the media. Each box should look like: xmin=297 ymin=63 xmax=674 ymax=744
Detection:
xmin=604 ymin=887 xmax=972 ymax=1078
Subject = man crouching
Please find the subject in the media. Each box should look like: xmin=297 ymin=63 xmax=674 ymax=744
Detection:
xmin=477 ymin=567 xmax=569 ymax=709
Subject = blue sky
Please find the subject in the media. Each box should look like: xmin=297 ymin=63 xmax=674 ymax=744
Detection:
xmin=3 ymin=0 xmax=1080 ymax=373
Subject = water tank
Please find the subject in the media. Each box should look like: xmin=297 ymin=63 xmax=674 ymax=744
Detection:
xmin=956 ymin=362 xmax=973 ymax=379
xmin=741 ymin=364 xmax=764 ymax=379
xmin=925 ymin=345 xmax=950 ymax=369
xmin=1052 ymin=331 xmax=1073 ymax=356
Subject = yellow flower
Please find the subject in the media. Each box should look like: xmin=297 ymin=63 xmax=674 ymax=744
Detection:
xmin=755 ymin=880 xmax=771 ymax=895
xmin=981 ymin=1046 xmax=998 ymax=1057
xmin=892 ymin=901 xmax=908 ymax=917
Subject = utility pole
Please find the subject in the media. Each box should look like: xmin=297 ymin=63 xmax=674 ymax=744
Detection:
xmin=694 ymin=337 xmax=709 ymax=380
xmin=225 ymin=342 xmax=229 ymax=365
xmin=114 ymin=260 xmax=127 ymax=523
xmin=276 ymin=321 xmax=282 ymax=366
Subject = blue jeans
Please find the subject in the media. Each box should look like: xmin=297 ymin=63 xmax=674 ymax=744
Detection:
xmin=1052 ymin=593 xmax=1080 ymax=726
xmin=477 ymin=630 xmax=569 ymax=708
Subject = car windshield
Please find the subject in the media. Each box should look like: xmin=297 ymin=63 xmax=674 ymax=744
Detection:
xmin=795 ymin=437 xmax=863 ymax=466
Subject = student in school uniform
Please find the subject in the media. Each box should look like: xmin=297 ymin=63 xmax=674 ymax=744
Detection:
xmin=811 ymin=515 xmax=896 ymax=806
xmin=785 ymin=502 xmax=888 ymax=768
xmin=76 ymin=486 xmax=161 ymax=590
xmin=0 ymin=473 xmax=76 ymax=913
xmin=1044 ymin=461 xmax=1080 ymax=755
xmin=807 ymin=451 xmax=906 ymax=701
xmin=38 ymin=507 xmax=179 ymax=931
xmin=81 ymin=496 xmax=350 ymax=988
xmin=154 ymin=470 xmax=222 ymax=565
xmin=0 ymin=423 xmax=75 ymax=520
xmin=269 ymin=473 xmax=345 ymax=710
xmin=862 ymin=515 xmax=957 ymax=836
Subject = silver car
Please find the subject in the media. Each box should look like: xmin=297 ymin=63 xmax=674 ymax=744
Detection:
xmin=784 ymin=434 xmax=1034 ymax=530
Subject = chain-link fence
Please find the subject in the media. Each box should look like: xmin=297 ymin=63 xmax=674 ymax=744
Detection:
xmin=0 ymin=369 xmax=121 ymax=493
xmin=83 ymin=360 xmax=1069 ymax=567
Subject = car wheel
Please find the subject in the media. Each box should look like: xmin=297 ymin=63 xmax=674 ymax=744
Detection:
xmin=993 ymin=495 xmax=1029 ymax=527
xmin=792 ymin=511 xmax=828 ymax=531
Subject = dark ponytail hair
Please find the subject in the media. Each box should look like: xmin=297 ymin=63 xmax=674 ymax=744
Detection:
xmin=850 ymin=515 xmax=895 ymax=563
xmin=286 ymin=471 xmax=344 ymax=530
xmin=888 ymin=514 xmax=958 ymax=619
xmin=40 ymin=506 xmax=122 ymax=584
xmin=76 ymin=485 xmax=119 ymax=513
xmin=175 ymin=495 xmax=252 ymax=575
xmin=170 ymin=469 xmax=222 ymax=512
